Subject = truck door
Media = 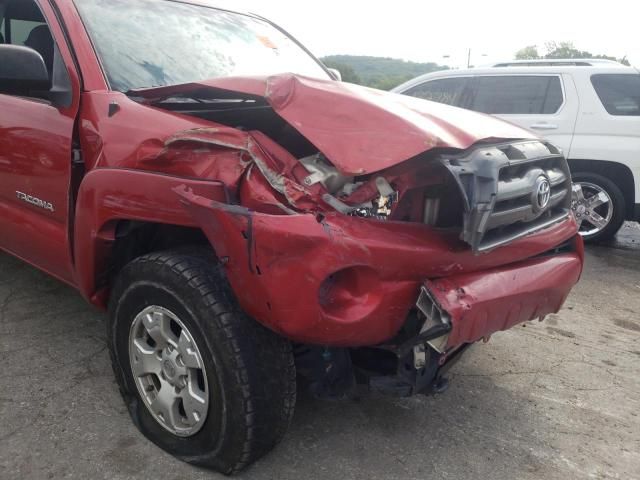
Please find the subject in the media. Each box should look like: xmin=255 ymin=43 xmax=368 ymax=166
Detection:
xmin=467 ymin=74 xmax=579 ymax=155
xmin=0 ymin=0 xmax=80 ymax=283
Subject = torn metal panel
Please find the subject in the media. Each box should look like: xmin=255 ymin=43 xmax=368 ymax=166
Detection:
xmin=149 ymin=126 xmax=324 ymax=213
xmin=131 ymin=73 xmax=538 ymax=175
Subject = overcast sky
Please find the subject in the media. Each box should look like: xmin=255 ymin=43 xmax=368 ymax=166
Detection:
xmin=228 ymin=0 xmax=638 ymax=68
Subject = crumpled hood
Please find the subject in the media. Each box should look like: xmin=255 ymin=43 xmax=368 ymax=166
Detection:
xmin=132 ymin=73 xmax=538 ymax=175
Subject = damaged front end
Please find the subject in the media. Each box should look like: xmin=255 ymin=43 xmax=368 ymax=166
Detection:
xmin=129 ymin=73 xmax=583 ymax=396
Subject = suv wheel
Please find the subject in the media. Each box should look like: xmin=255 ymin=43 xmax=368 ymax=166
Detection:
xmin=107 ymin=249 xmax=296 ymax=474
xmin=571 ymin=172 xmax=625 ymax=242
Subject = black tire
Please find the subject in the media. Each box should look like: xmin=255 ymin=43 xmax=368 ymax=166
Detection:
xmin=572 ymin=172 xmax=626 ymax=243
xmin=107 ymin=248 xmax=296 ymax=475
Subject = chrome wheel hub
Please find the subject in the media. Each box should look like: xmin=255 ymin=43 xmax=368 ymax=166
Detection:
xmin=129 ymin=306 xmax=209 ymax=437
xmin=571 ymin=182 xmax=613 ymax=237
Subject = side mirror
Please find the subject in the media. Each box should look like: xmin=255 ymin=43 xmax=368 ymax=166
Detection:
xmin=0 ymin=45 xmax=50 ymax=94
xmin=327 ymin=68 xmax=342 ymax=82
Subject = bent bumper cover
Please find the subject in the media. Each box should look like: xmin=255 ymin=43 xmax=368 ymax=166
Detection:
xmin=424 ymin=253 xmax=582 ymax=348
xmin=176 ymin=186 xmax=582 ymax=347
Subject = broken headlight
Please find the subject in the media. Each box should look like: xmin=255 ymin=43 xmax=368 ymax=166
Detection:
xmin=349 ymin=191 xmax=398 ymax=220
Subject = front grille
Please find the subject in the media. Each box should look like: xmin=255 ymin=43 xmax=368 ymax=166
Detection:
xmin=440 ymin=141 xmax=572 ymax=252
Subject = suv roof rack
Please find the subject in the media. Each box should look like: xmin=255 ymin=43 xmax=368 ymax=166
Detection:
xmin=492 ymin=59 xmax=623 ymax=67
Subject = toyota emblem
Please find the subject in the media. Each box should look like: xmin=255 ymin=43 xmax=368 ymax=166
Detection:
xmin=534 ymin=176 xmax=551 ymax=211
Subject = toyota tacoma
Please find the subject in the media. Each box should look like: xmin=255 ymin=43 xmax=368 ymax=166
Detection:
xmin=0 ymin=0 xmax=583 ymax=474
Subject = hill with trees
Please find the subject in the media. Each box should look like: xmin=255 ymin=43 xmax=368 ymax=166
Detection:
xmin=321 ymin=55 xmax=448 ymax=90
xmin=321 ymin=44 xmax=629 ymax=91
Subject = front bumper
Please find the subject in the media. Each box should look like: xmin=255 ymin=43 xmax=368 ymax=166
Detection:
xmin=422 ymin=252 xmax=582 ymax=348
xmin=177 ymin=186 xmax=583 ymax=347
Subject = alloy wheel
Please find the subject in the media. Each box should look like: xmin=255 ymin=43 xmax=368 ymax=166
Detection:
xmin=129 ymin=305 xmax=210 ymax=437
xmin=572 ymin=181 xmax=614 ymax=237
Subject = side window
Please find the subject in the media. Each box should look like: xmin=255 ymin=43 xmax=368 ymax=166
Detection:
xmin=591 ymin=74 xmax=640 ymax=116
xmin=0 ymin=0 xmax=72 ymax=103
xmin=470 ymin=76 xmax=563 ymax=115
xmin=403 ymin=78 xmax=468 ymax=107
xmin=2 ymin=0 xmax=53 ymax=76
xmin=10 ymin=19 xmax=46 ymax=45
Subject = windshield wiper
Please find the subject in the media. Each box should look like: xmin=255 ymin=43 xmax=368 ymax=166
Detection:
xmin=154 ymin=96 xmax=256 ymax=105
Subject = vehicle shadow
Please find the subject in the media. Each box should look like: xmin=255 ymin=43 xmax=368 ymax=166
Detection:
xmin=591 ymin=221 xmax=640 ymax=252
xmin=249 ymin=358 xmax=552 ymax=480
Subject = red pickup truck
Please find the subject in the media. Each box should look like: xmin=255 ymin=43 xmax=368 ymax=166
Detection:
xmin=0 ymin=0 xmax=583 ymax=474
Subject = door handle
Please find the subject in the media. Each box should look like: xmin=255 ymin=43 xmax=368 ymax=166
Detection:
xmin=530 ymin=122 xmax=558 ymax=130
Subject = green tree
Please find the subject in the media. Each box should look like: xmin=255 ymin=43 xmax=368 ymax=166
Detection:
xmin=514 ymin=41 xmax=630 ymax=66
xmin=321 ymin=60 xmax=361 ymax=84
xmin=544 ymin=41 xmax=589 ymax=59
xmin=515 ymin=45 xmax=540 ymax=60
xmin=320 ymin=55 xmax=448 ymax=90
xmin=368 ymin=75 xmax=415 ymax=90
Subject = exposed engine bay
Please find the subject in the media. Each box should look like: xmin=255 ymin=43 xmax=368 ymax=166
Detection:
xmin=135 ymin=82 xmax=572 ymax=253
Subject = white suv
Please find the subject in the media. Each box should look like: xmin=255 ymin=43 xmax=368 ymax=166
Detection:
xmin=394 ymin=59 xmax=640 ymax=241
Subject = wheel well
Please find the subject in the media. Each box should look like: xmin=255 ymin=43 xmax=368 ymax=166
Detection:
xmin=568 ymin=159 xmax=636 ymax=220
xmin=100 ymin=221 xmax=212 ymax=295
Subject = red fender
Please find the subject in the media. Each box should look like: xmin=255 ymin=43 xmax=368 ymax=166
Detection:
xmin=73 ymin=168 xmax=227 ymax=305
